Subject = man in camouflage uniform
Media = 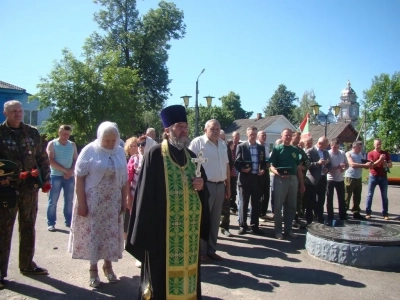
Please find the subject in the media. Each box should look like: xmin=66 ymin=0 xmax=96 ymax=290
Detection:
xmin=0 ymin=100 xmax=50 ymax=289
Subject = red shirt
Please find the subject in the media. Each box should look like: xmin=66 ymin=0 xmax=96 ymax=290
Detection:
xmin=367 ymin=150 xmax=391 ymax=177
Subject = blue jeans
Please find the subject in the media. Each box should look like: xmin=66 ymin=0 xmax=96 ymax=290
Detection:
xmin=365 ymin=175 xmax=388 ymax=216
xmin=47 ymin=175 xmax=75 ymax=226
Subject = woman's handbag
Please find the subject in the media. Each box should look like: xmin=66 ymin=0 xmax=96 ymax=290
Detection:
xmin=0 ymin=186 xmax=18 ymax=209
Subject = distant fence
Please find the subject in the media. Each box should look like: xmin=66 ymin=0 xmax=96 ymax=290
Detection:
xmin=390 ymin=154 xmax=400 ymax=162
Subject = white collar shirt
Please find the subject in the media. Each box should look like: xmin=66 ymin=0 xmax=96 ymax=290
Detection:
xmin=188 ymin=134 xmax=228 ymax=182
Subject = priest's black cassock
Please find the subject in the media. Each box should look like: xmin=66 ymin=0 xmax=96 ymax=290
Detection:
xmin=125 ymin=141 xmax=209 ymax=300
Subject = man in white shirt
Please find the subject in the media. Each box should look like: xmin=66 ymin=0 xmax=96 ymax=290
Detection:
xmin=189 ymin=119 xmax=230 ymax=263
xmin=326 ymin=138 xmax=348 ymax=224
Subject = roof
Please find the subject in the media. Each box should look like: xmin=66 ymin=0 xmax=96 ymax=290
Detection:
xmin=0 ymin=80 xmax=25 ymax=92
xmin=224 ymin=115 xmax=291 ymax=136
xmin=309 ymin=122 xmax=360 ymax=144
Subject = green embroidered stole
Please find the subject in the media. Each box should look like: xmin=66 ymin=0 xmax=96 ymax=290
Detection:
xmin=162 ymin=140 xmax=202 ymax=300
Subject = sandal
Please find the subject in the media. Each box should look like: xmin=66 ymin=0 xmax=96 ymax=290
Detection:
xmin=102 ymin=265 xmax=117 ymax=283
xmin=20 ymin=267 xmax=49 ymax=275
xmin=89 ymin=269 xmax=101 ymax=288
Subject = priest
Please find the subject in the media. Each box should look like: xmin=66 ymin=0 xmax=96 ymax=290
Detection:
xmin=126 ymin=105 xmax=209 ymax=300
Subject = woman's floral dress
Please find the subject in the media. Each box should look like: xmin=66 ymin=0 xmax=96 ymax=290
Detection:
xmin=68 ymin=158 xmax=124 ymax=263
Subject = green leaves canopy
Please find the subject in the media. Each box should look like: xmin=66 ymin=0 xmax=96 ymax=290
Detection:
xmin=32 ymin=49 xmax=143 ymax=144
xmin=264 ymin=84 xmax=297 ymax=123
xmin=362 ymin=72 xmax=400 ymax=152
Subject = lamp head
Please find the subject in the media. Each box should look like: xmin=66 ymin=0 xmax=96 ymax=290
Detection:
xmin=180 ymin=95 xmax=192 ymax=108
xmin=332 ymin=105 xmax=341 ymax=117
xmin=311 ymin=104 xmax=321 ymax=116
xmin=204 ymin=96 xmax=214 ymax=107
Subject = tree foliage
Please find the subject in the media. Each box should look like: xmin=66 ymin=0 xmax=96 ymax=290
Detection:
xmin=32 ymin=49 xmax=143 ymax=145
xmin=86 ymin=0 xmax=186 ymax=110
xmin=264 ymin=84 xmax=297 ymax=123
xmin=186 ymin=105 xmax=235 ymax=139
xmin=361 ymin=72 xmax=400 ymax=152
xmin=292 ymin=90 xmax=318 ymax=126
xmin=32 ymin=0 xmax=186 ymax=145
xmin=219 ymin=91 xmax=253 ymax=119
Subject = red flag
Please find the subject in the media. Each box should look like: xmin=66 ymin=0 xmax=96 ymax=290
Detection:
xmin=299 ymin=113 xmax=310 ymax=132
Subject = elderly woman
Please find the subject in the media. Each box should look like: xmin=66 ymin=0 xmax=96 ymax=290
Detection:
xmin=68 ymin=121 xmax=128 ymax=288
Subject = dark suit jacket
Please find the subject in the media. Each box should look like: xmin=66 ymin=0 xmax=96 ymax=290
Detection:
xmin=305 ymin=147 xmax=331 ymax=185
xmin=235 ymin=141 xmax=267 ymax=187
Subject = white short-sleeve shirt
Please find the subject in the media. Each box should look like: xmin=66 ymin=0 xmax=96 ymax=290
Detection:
xmin=188 ymin=135 xmax=228 ymax=182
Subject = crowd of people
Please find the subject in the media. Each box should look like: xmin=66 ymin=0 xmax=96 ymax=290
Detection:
xmin=0 ymin=100 xmax=396 ymax=298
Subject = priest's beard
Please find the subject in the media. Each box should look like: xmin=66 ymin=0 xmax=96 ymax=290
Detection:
xmin=169 ymin=131 xmax=191 ymax=150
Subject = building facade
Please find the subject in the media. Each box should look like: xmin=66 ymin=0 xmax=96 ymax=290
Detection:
xmin=0 ymin=80 xmax=50 ymax=130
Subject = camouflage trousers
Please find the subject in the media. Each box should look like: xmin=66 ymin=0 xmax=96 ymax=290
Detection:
xmin=0 ymin=187 xmax=38 ymax=278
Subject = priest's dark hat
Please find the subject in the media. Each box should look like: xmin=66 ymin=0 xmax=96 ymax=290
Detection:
xmin=160 ymin=105 xmax=188 ymax=128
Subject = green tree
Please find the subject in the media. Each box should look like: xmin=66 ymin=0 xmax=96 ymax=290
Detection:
xmin=32 ymin=49 xmax=143 ymax=145
xmin=86 ymin=0 xmax=186 ymax=110
xmin=219 ymin=91 xmax=252 ymax=119
xmin=264 ymin=84 xmax=297 ymax=123
xmin=292 ymin=90 xmax=318 ymax=126
xmin=186 ymin=105 xmax=234 ymax=138
xmin=361 ymin=72 xmax=400 ymax=152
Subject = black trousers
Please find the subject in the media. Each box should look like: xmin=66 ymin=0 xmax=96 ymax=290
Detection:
xmin=305 ymin=175 xmax=327 ymax=223
xmin=260 ymin=174 xmax=270 ymax=216
xmin=326 ymin=180 xmax=346 ymax=220
xmin=239 ymin=175 xmax=262 ymax=230
xmin=229 ymin=176 xmax=238 ymax=211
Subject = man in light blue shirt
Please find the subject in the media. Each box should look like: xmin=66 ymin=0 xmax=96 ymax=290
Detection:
xmin=46 ymin=125 xmax=78 ymax=231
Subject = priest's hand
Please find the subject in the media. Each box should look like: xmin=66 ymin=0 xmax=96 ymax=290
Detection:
xmin=192 ymin=177 xmax=203 ymax=191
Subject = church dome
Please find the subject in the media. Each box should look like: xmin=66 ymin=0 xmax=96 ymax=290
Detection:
xmin=341 ymin=80 xmax=357 ymax=97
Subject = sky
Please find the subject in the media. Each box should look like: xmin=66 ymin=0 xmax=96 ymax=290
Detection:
xmin=1 ymin=0 xmax=399 ymax=119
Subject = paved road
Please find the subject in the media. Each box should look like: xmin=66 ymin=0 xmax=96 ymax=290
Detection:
xmin=1 ymin=184 xmax=400 ymax=299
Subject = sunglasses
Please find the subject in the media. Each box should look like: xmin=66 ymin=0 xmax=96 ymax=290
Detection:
xmin=138 ymin=142 xmax=146 ymax=147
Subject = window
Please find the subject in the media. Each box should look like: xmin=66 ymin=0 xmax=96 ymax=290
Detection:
xmin=24 ymin=110 xmax=38 ymax=125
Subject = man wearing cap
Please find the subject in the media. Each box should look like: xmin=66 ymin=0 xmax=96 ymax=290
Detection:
xmin=126 ymin=105 xmax=209 ymax=300
xmin=269 ymin=128 xmax=305 ymax=240
xmin=189 ymin=119 xmax=230 ymax=262
xmin=0 ymin=100 xmax=51 ymax=289
xmin=235 ymin=126 xmax=267 ymax=236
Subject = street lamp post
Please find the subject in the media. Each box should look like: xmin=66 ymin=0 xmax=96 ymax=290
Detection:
xmin=195 ymin=69 xmax=205 ymax=137
xmin=181 ymin=94 xmax=214 ymax=137
xmin=311 ymin=103 xmax=340 ymax=137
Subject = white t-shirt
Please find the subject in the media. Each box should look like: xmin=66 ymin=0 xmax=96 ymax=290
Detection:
xmin=327 ymin=149 xmax=347 ymax=182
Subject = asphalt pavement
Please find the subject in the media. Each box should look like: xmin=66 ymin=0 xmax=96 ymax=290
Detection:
xmin=1 ymin=184 xmax=400 ymax=300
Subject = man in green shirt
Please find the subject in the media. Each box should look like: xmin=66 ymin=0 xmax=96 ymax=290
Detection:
xmin=270 ymin=128 xmax=305 ymax=240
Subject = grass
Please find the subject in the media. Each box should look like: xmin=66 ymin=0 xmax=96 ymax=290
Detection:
xmin=362 ymin=163 xmax=400 ymax=183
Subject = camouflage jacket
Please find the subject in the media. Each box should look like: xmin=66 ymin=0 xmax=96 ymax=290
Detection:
xmin=0 ymin=121 xmax=50 ymax=188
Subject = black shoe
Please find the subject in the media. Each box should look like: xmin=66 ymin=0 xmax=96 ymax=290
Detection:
xmin=251 ymin=228 xmax=265 ymax=236
xmin=292 ymin=221 xmax=300 ymax=229
xmin=353 ymin=212 xmax=365 ymax=220
xmin=238 ymin=228 xmax=247 ymax=235
xmin=295 ymin=219 xmax=307 ymax=229
xmin=20 ymin=267 xmax=49 ymax=275
xmin=324 ymin=220 xmax=333 ymax=226
xmin=0 ymin=278 xmax=5 ymax=290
